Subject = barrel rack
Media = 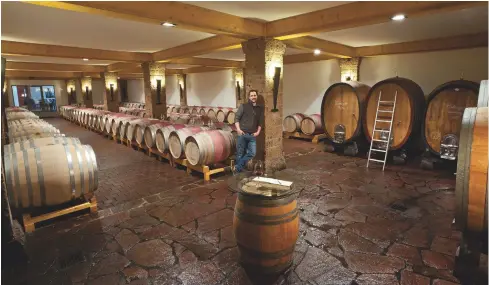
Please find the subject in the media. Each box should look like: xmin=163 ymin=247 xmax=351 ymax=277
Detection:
xmin=22 ymin=196 xmax=97 ymax=233
xmin=283 ymin=131 xmax=327 ymax=144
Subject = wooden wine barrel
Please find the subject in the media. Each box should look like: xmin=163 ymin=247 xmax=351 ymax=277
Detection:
xmin=233 ymin=182 xmax=299 ymax=273
xmin=181 ymin=107 xmax=190 ymax=114
xmin=4 ymin=137 xmax=81 ymax=154
xmin=213 ymin=122 xmax=237 ymax=133
xmin=8 ymin=119 xmax=45 ymax=127
xmin=478 ymin=80 xmax=488 ymax=107
xmin=184 ymin=130 xmax=236 ymax=166
xmin=6 ymin=112 xmax=39 ymax=121
xmin=191 ymin=107 xmax=199 ymax=115
xmin=321 ymin=82 xmax=370 ymax=144
xmin=216 ymin=108 xmax=234 ymax=123
xmin=207 ymin=108 xmax=217 ymax=120
xmin=168 ymin=127 xmax=208 ymax=159
xmin=4 ymin=144 xmax=98 ymax=208
xmin=227 ymin=110 xmax=237 ymax=124
xmin=121 ymin=118 xmax=144 ymax=139
xmin=10 ymin=133 xmax=65 ymax=143
xmin=363 ymin=77 xmax=425 ymax=150
xmin=155 ymin=124 xmax=187 ymax=153
xmin=134 ymin=119 xmax=160 ymax=145
xmin=283 ymin=113 xmax=305 ymax=133
xmin=423 ymin=80 xmax=479 ymax=157
xmin=300 ymin=114 xmax=323 ymax=135
xmin=199 ymin=107 xmax=208 ymax=116
xmin=113 ymin=116 xmax=138 ymax=137
xmin=188 ymin=115 xmax=212 ymax=126
xmin=9 ymin=126 xmax=60 ymax=139
xmin=455 ymin=107 xmax=488 ymax=236
xmin=144 ymin=122 xmax=172 ymax=149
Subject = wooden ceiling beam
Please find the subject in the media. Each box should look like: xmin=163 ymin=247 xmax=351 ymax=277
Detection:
xmin=170 ymin=57 xmax=244 ymax=68
xmin=283 ymin=53 xmax=336 ymax=65
xmin=6 ymin=70 xmax=81 ymax=79
xmin=106 ymin=62 xmax=141 ymax=72
xmin=2 ymin=41 xmax=152 ymax=62
xmin=28 ymin=1 xmax=265 ymax=39
xmin=183 ymin=66 xmax=231 ymax=74
xmin=267 ymin=1 xmax=487 ymax=39
xmin=153 ymin=35 xmax=243 ymax=62
xmin=5 ymin=61 xmax=106 ymax=72
xmin=356 ymin=32 xmax=488 ymax=57
xmin=284 ymin=36 xmax=355 ymax=58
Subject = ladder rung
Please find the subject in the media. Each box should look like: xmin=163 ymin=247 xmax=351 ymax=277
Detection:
xmin=378 ymin=110 xmax=393 ymax=113
xmin=376 ymin=120 xmax=391 ymax=123
xmin=374 ymin=129 xmax=389 ymax=132
xmin=373 ymin=139 xmax=389 ymax=142
xmin=369 ymin=158 xmax=385 ymax=163
xmin=379 ymin=101 xmax=394 ymax=104
xmin=371 ymin=149 xmax=387 ymax=153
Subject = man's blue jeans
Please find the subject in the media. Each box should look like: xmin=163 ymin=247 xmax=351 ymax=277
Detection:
xmin=235 ymin=133 xmax=256 ymax=172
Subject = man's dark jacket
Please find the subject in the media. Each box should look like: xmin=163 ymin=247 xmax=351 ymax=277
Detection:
xmin=235 ymin=101 xmax=264 ymax=134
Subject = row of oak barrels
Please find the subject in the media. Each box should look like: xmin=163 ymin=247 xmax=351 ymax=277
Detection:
xmin=288 ymin=78 xmax=488 ymax=160
xmin=59 ymin=105 xmax=237 ymax=167
xmin=3 ymin=107 xmax=99 ymax=209
xmin=167 ymin=104 xmax=238 ymax=124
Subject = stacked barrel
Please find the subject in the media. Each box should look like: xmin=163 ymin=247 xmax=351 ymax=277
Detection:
xmin=59 ymin=105 xmax=237 ymax=167
xmin=167 ymin=104 xmax=238 ymax=124
xmin=283 ymin=113 xmax=324 ymax=135
xmin=3 ymin=107 xmax=99 ymax=211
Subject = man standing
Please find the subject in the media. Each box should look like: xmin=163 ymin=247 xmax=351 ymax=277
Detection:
xmin=233 ymin=90 xmax=264 ymax=173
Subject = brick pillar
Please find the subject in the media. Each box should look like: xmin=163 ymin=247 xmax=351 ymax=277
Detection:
xmin=66 ymin=79 xmax=77 ymax=105
xmin=339 ymin=57 xmax=361 ymax=82
xmin=101 ymin=72 xmax=119 ymax=112
xmin=233 ymin=68 xmax=244 ymax=107
xmin=242 ymin=38 xmax=286 ymax=174
xmin=80 ymin=77 xmax=93 ymax=108
xmin=142 ymin=62 xmax=166 ymax=119
xmin=177 ymin=74 xmax=187 ymax=106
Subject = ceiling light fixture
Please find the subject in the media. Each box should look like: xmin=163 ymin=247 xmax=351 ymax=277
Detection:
xmin=83 ymin=58 xmax=89 ymax=61
xmin=391 ymin=14 xmax=406 ymax=21
xmin=314 ymin=49 xmax=321 ymax=55
xmin=162 ymin=22 xmax=176 ymax=27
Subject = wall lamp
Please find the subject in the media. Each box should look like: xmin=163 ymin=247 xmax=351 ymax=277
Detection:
xmin=156 ymin=79 xmax=162 ymax=104
xmin=85 ymin=86 xmax=90 ymax=100
xmin=272 ymin=66 xmax=281 ymax=112
xmin=236 ymin=80 xmax=242 ymax=100
xmin=110 ymin=84 xmax=114 ymax=101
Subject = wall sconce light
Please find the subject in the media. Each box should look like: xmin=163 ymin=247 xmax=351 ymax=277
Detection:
xmin=179 ymin=80 xmax=184 ymax=97
xmin=110 ymin=84 xmax=114 ymax=101
xmin=156 ymin=79 xmax=162 ymax=104
xmin=236 ymin=80 xmax=241 ymax=100
xmin=85 ymin=86 xmax=90 ymax=100
xmin=272 ymin=66 xmax=281 ymax=112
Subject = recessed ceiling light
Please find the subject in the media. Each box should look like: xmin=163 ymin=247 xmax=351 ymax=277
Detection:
xmin=162 ymin=22 xmax=176 ymax=27
xmin=391 ymin=14 xmax=406 ymax=21
xmin=314 ymin=49 xmax=321 ymax=55
xmin=83 ymin=58 xmax=89 ymax=61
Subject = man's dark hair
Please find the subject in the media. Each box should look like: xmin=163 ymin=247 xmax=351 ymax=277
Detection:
xmin=248 ymin=90 xmax=258 ymax=97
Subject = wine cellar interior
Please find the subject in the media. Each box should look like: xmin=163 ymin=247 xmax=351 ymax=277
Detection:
xmin=1 ymin=1 xmax=488 ymax=285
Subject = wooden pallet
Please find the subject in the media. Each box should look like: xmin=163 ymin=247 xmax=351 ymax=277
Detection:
xmin=283 ymin=131 xmax=327 ymax=144
xmin=22 ymin=197 xmax=97 ymax=233
xmin=148 ymin=148 xmax=173 ymax=165
xmin=173 ymin=157 xmax=234 ymax=181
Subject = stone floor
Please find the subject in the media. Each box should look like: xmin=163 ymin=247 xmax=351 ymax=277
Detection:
xmin=2 ymin=118 xmax=487 ymax=285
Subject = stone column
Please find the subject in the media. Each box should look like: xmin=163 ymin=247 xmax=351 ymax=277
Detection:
xmin=66 ymin=79 xmax=77 ymax=105
xmin=242 ymin=38 xmax=286 ymax=173
xmin=101 ymin=72 xmax=119 ymax=112
xmin=177 ymin=74 xmax=187 ymax=106
xmin=142 ymin=62 xmax=166 ymax=119
xmin=80 ymin=77 xmax=93 ymax=108
xmin=232 ymin=68 xmax=245 ymax=107
xmin=339 ymin=58 xmax=361 ymax=82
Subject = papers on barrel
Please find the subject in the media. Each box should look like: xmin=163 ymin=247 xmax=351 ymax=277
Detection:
xmin=241 ymin=177 xmax=293 ymax=197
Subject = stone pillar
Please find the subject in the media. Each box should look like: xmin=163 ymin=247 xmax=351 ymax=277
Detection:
xmin=339 ymin=58 xmax=361 ymax=82
xmin=4 ymin=78 xmax=11 ymax=108
xmin=177 ymin=74 xmax=187 ymax=106
xmin=142 ymin=62 xmax=166 ymax=119
xmin=233 ymin=68 xmax=245 ymax=107
xmin=242 ymin=38 xmax=286 ymax=174
xmin=66 ymin=79 xmax=77 ymax=105
xmin=80 ymin=77 xmax=93 ymax=108
xmin=101 ymin=72 xmax=119 ymax=112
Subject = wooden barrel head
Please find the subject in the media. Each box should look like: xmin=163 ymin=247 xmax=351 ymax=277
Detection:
xmin=185 ymin=140 xmax=201 ymax=166
xmin=424 ymin=81 xmax=478 ymax=156
xmin=365 ymin=83 xmax=413 ymax=149
xmin=216 ymin=110 xmax=226 ymax=122
xmin=168 ymin=133 xmax=183 ymax=158
xmin=227 ymin=111 xmax=236 ymax=124
xmin=283 ymin=114 xmax=305 ymax=133
xmin=207 ymin=109 xmax=217 ymax=119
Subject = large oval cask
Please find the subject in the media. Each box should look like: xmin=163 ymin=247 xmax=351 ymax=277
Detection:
xmin=455 ymin=107 xmax=488 ymax=235
xmin=4 ymin=137 xmax=81 ymax=154
xmin=283 ymin=113 xmax=305 ymax=133
xmin=300 ymin=114 xmax=323 ymax=135
xmin=155 ymin=124 xmax=187 ymax=153
xmin=321 ymin=82 xmax=370 ymax=144
xmin=423 ymin=80 xmax=479 ymax=158
xmin=233 ymin=183 xmax=299 ymax=273
xmin=168 ymin=127 xmax=208 ymax=159
xmin=363 ymin=77 xmax=425 ymax=150
xmin=3 ymin=144 xmax=98 ymax=208
xmin=184 ymin=130 xmax=236 ymax=166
